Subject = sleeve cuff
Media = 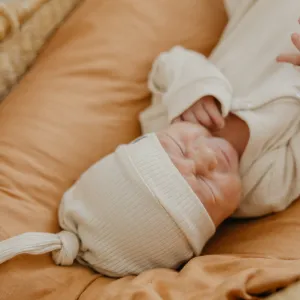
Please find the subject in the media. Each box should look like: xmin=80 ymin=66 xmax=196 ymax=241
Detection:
xmin=164 ymin=78 xmax=232 ymax=123
xmin=148 ymin=46 xmax=233 ymax=123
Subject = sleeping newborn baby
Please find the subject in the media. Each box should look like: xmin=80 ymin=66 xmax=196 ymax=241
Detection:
xmin=0 ymin=121 xmax=241 ymax=277
xmin=142 ymin=46 xmax=300 ymax=218
xmin=1 ymin=1 xmax=300 ymax=279
xmin=0 ymin=120 xmax=242 ymax=277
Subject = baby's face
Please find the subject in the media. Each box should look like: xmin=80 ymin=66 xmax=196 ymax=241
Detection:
xmin=156 ymin=122 xmax=242 ymax=227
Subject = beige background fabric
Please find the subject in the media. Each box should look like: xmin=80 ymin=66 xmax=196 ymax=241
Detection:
xmin=2 ymin=0 xmax=300 ymax=298
xmin=267 ymin=282 xmax=300 ymax=300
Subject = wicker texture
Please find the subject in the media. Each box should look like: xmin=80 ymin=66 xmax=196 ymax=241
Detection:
xmin=0 ymin=0 xmax=81 ymax=100
xmin=0 ymin=0 xmax=49 ymax=41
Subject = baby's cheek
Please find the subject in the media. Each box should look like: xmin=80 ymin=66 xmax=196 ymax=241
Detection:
xmin=170 ymin=156 xmax=195 ymax=178
xmin=221 ymin=175 xmax=242 ymax=209
xmin=187 ymin=178 xmax=214 ymax=208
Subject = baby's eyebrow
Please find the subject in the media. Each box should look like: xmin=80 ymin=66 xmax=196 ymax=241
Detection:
xmin=163 ymin=132 xmax=185 ymax=156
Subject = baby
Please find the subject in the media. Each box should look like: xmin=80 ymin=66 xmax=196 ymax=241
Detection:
xmin=0 ymin=125 xmax=239 ymax=277
xmin=0 ymin=1 xmax=300 ymax=278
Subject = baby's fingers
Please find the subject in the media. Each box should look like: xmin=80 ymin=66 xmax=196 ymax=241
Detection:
xmin=203 ymin=100 xmax=225 ymax=129
xmin=276 ymin=53 xmax=300 ymax=66
xmin=172 ymin=117 xmax=182 ymax=124
xmin=277 ymin=33 xmax=300 ymax=66
xmin=181 ymin=110 xmax=199 ymax=124
xmin=193 ymin=106 xmax=213 ymax=128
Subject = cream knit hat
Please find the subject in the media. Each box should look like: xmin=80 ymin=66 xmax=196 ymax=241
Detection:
xmin=0 ymin=133 xmax=215 ymax=277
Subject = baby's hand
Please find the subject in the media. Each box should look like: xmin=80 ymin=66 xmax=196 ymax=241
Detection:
xmin=173 ymin=96 xmax=225 ymax=130
xmin=277 ymin=18 xmax=300 ymax=66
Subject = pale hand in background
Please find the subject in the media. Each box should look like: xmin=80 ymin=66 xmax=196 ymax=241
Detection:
xmin=277 ymin=18 xmax=300 ymax=66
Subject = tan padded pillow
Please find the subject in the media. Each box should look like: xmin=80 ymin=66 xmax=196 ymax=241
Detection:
xmin=0 ymin=0 xmax=227 ymax=299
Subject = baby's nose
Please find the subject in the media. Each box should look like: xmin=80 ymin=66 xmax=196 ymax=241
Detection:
xmin=192 ymin=145 xmax=217 ymax=176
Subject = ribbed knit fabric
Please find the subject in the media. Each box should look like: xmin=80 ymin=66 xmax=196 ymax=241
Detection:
xmin=0 ymin=134 xmax=215 ymax=277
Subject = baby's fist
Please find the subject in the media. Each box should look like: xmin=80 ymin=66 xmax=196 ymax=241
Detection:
xmin=175 ymin=96 xmax=225 ymax=130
